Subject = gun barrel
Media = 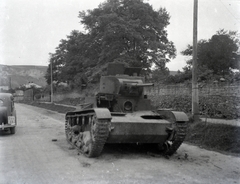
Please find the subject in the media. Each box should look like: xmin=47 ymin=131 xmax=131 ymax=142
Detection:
xmin=131 ymin=83 xmax=154 ymax=87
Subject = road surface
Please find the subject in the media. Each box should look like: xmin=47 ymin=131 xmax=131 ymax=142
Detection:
xmin=0 ymin=103 xmax=239 ymax=184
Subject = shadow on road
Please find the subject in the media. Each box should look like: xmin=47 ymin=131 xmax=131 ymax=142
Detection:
xmin=0 ymin=129 xmax=12 ymax=136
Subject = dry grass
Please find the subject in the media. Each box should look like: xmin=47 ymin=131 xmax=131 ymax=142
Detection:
xmin=23 ymin=101 xmax=76 ymax=114
xmin=185 ymin=121 xmax=240 ymax=155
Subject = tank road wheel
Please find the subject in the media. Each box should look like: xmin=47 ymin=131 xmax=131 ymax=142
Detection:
xmin=163 ymin=122 xmax=188 ymax=156
xmin=82 ymin=115 xmax=110 ymax=158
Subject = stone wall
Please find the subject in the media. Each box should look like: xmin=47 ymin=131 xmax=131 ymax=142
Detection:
xmin=146 ymin=84 xmax=240 ymax=97
xmin=53 ymin=91 xmax=83 ymax=102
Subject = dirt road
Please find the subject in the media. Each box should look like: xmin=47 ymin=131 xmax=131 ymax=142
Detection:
xmin=0 ymin=103 xmax=239 ymax=184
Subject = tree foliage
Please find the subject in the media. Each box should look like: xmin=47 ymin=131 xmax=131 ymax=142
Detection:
xmin=182 ymin=29 xmax=240 ymax=77
xmin=45 ymin=31 xmax=88 ymax=85
xmin=151 ymin=67 xmax=170 ymax=83
xmin=45 ymin=0 xmax=175 ymax=85
xmin=166 ymin=30 xmax=240 ymax=84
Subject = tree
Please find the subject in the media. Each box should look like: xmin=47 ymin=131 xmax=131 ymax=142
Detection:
xmin=79 ymin=0 xmax=175 ymax=68
xmin=45 ymin=0 xmax=176 ymax=85
xmin=151 ymin=66 xmax=170 ymax=83
xmin=45 ymin=31 xmax=89 ymax=85
xmin=182 ymin=30 xmax=240 ymax=77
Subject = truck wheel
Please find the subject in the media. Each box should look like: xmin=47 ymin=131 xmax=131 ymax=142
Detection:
xmin=10 ymin=127 xmax=16 ymax=134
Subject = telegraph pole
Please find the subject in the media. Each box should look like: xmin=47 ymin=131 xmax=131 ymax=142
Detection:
xmin=9 ymin=77 xmax=11 ymax=90
xmin=192 ymin=0 xmax=199 ymax=121
xmin=50 ymin=60 xmax=53 ymax=103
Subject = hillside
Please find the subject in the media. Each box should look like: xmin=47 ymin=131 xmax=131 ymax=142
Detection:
xmin=0 ymin=65 xmax=47 ymax=88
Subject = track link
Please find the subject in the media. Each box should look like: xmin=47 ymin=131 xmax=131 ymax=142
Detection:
xmin=87 ymin=119 xmax=110 ymax=157
xmin=65 ymin=115 xmax=110 ymax=158
xmin=164 ymin=122 xmax=188 ymax=156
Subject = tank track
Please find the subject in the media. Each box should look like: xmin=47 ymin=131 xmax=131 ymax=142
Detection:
xmin=164 ymin=121 xmax=188 ymax=156
xmin=65 ymin=115 xmax=110 ymax=158
xmin=87 ymin=119 xmax=110 ymax=157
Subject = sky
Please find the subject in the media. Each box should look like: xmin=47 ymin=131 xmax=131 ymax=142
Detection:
xmin=0 ymin=0 xmax=239 ymax=71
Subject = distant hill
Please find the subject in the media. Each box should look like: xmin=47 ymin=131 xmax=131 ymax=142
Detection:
xmin=0 ymin=64 xmax=178 ymax=89
xmin=0 ymin=65 xmax=47 ymax=88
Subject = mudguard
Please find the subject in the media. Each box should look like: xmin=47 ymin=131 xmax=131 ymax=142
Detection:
xmin=66 ymin=108 xmax=112 ymax=120
xmin=93 ymin=108 xmax=112 ymax=120
xmin=0 ymin=107 xmax=7 ymax=123
xmin=157 ymin=109 xmax=189 ymax=123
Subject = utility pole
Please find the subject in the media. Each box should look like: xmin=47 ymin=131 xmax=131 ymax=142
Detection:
xmin=50 ymin=60 xmax=53 ymax=103
xmin=192 ymin=0 xmax=199 ymax=121
xmin=9 ymin=77 xmax=11 ymax=90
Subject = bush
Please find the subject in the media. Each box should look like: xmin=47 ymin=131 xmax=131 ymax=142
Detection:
xmin=35 ymin=94 xmax=42 ymax=100
xmin=150 ymin=95 xmax=240 ymax=119
xmin=185 ymin=121 xmax=240 ymax=154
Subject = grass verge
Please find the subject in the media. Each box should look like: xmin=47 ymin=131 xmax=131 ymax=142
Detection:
xmin=185 ymin=121 xmax=240 ymax=156
xmin=22 ymin=101 xmax=76 ymax=114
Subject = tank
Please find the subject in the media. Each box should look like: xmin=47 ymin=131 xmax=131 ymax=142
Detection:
xmin=65 ymin=63 xmax=189 ymax=157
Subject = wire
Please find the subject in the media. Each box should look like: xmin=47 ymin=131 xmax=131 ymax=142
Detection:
xmin=219 ymin=0 xmax=240 ymax=22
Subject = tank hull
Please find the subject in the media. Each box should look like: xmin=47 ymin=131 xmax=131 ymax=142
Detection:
xmin=107 ymin=111 xmax=171 ymax=143
xmin=65 ymin=108 xmax=188 ymax=157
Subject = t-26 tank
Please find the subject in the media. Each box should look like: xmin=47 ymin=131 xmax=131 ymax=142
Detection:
xmin=65 ymin=63 xmax=189 ymax=157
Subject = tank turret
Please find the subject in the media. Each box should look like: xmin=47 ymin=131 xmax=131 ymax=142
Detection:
xmin=97 ymin=63 xmax=154 ymax=112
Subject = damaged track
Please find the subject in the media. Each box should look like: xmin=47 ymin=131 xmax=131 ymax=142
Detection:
xmin=165 ymin=122 xmax=188 ymax=156
xmin=65 ymin=115 xmax=110 ymax=157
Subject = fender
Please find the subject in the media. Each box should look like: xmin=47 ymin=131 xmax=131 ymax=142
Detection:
xmin=157 ymin=109 xmax=189 ymax=123
xmin=93 ymin=108 xmax=112 ymax=120
xmin=0 ymin=106 xmax=7 ymax=123
xmin=66 ymin=108 xmax=112 ymax=120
